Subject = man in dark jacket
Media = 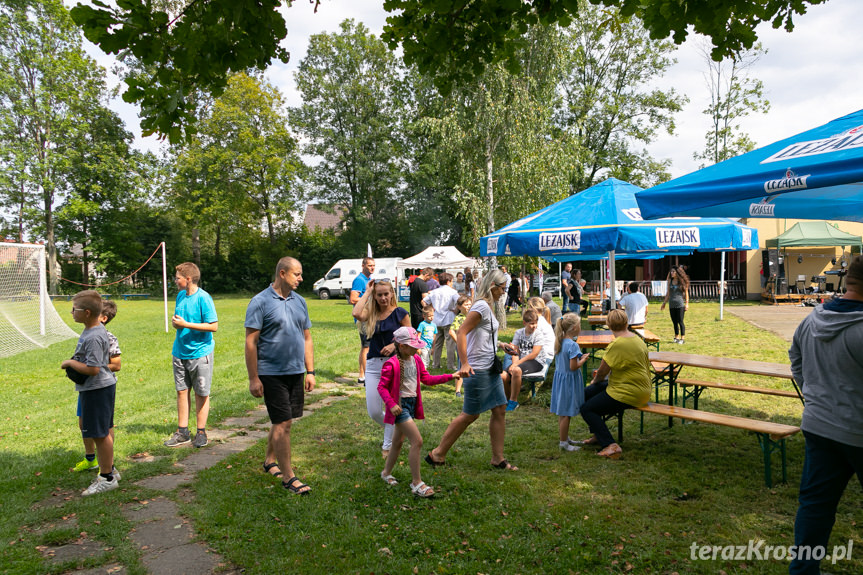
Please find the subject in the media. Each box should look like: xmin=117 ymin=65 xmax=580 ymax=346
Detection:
xmin=788 ymin=256 xmax=863 ymax=575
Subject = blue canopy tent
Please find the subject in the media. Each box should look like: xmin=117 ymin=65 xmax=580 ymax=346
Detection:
xmin=480 ymin=178 xmax=758 ymax=312
xmin=635 ymin=109 xmax=863 ymax=222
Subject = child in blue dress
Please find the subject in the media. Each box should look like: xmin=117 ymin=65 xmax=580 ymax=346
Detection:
xmin=550 ymin=313 xmax=589 ymax=451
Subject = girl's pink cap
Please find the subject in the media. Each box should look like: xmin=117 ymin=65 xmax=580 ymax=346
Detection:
xmin=392 ymin=326 xmax=427 ymax=349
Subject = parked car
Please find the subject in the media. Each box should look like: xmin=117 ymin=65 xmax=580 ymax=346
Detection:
xmin=312 ymin=258 xmax=402 ymax=300
xmin=532 ymin=274 xmax=560 ymax=297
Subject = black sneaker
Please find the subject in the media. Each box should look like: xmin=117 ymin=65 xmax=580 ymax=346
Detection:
xmin=192 ymin=431 xmax=208 ymax=448
xmin=164 ymin=430 xmax=191 ymax=447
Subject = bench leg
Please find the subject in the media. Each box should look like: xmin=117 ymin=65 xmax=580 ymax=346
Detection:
xmin=618 ymin=411 xmax=623 ymax=444
xmin=680 ymin=385 xmax=704 ymax=410
xmin=756 ymin=434 xmax=789 ymax=488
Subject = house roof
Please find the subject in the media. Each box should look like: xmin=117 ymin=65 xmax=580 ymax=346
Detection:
xmin=303 ymin=204 xmax=346 ymax=232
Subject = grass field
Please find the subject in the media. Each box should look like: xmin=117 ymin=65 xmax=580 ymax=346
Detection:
xmin=0 ymin=294 xmax=860 ymax=574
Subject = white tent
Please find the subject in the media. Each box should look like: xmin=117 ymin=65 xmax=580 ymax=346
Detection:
xmin=398 ymin=246 xmax=479 ymax=271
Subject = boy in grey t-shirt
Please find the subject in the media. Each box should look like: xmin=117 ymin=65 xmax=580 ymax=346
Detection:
xmin=62 ymin=290 xmax=119 ymax=496
xmin=73 ymin=300 xmax=121 ymax=473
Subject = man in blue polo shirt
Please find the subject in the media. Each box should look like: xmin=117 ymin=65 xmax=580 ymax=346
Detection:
xmin=165 ymin=262 xmax=218 ymax=449
xmin=245 ymin=256 xmax=316 ymax=495
xmin=350 ymin=257 xmax=375 ymax=386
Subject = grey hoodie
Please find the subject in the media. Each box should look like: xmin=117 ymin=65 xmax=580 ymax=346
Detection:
xmin=788 ymin=298 xmax=863 ymax=447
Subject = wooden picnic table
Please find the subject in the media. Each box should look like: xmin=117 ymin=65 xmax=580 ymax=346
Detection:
xmin=577 ymin=330 xmax=615 ymax=380
xmin=648 ymin=351 xmax=794 ymax=380
xmin=588 ymin=315 xmax=607 ymax=329
xmin=647 ymin=350 xmax=802 ymax=414
xmin=641 ymin=350 xmax=802 ymax=487
xmin=577 ymin=329 xmax=614 ymax=350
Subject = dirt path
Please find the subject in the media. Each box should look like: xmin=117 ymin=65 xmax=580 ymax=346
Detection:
xmin=32 ymin=378 xmax=363 ymax=574
xmin=725 ymin=304 xmax=814 ymax=342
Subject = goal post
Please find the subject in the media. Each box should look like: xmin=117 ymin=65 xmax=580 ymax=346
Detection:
xmin=0 ymin=242 xmax=77 ymax=359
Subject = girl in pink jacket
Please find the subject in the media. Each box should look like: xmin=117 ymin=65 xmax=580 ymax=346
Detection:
xmin=378 ymin=327 xmax=460 ymax=497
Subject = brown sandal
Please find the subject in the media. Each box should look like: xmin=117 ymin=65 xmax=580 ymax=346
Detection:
xmin=597 ymin=444 xmax=622 ymax=459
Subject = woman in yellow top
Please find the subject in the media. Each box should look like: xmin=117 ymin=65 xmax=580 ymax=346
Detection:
xmin=578 ymin=309 xmax=651 ymax=459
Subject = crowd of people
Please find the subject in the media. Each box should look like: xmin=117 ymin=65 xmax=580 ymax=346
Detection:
xmin=61 ymin=252 xmax=861 ymax=575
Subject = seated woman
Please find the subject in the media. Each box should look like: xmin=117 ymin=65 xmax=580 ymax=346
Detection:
xmin=578 ymin=309 xmax=651 ymax=459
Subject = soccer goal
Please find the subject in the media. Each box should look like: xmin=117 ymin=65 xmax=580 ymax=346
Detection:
xmin=0 ymin=243 xmax=77 ymax=358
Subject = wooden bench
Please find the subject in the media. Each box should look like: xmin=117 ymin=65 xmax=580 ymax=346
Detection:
xmin=678 ymin=378 xmax=801 ymax=410
xmin=632 ymin=328 xmax=660 ymax=351
xmin=588 ymin=315 xmax=607 ymax=330
xmin=635 ymin=402 xmax=800 ymax=487
xmin=121 ymin=294 xmax=150 ymax=301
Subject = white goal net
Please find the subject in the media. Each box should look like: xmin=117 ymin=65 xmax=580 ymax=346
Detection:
xmin=0 ymin=243 xmax=77 ymax=358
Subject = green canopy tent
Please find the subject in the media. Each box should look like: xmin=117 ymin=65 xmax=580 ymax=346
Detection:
xmin=765 ymin=221 xmax=862 ymax=293
xmin=765 ymin=221 xmax=862 ymax=249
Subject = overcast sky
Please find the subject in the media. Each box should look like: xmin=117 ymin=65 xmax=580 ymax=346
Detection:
xmin=98 ymin=0 xmax=863 ymax=179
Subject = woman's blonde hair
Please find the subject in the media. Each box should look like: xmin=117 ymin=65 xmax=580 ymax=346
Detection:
xmin=526 ymin=296 xmax=551 ymax=324
xmin=360 ymin=280 xmax=396 ymax=336
xmin=475 ymin=269 xmax=507 ymax=305
xmin=607 ymin=309 xmax=629 ymax=331
xmin=554 ymin=313 xmax=581 ymax=355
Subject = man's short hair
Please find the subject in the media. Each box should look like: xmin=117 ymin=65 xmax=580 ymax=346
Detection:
xmin=175 ymin=262 xmax=201 ymax=284
xmin=362 ymin=256 xmax=374 ymax=267
xmin=628 ymin=282 xmax=640 ymax=293
xmin=101 ymin=300 xmax=117 ymax=324
xmin=438 ymin=272 xmax=453 ymax=285
xmin=275 ymin=256 xmax=301 ymax=279
xmin=422 ymin=267 xmax=434 ymax=276
xmin=845 ymin=256 xmax=863 ymax=291
xmin=522 ymin=308 xmax=538 ymax=323
xmin=541 ymin=291 xmax=552 ymax=303
xmin=73 ymin=290 xmax=102 ymax=316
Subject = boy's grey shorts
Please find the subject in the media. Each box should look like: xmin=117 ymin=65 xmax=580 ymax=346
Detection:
xmin=172 ymin=353 xmax=213 ymax=396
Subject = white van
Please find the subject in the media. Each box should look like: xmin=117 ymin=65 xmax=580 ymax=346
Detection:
xmin=312 ymin=257 xmax=402 ymax=300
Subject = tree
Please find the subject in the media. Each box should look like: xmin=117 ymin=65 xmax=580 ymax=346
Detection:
xmin=55 ymin=105 xmax=156 ymax=282
xmin=71 ymin=0 xmax=290 ymax=142
xmin=693 ymin=42 xmax=770 ymax=166
xmin=171 ymin=73 xmax=304 ymax=259
xmin=291 ymin=19 xmax=408 ymax=252
xmin=0 ymin=0 xmax=115 ymax=292
xmin=556 ymin=2 xmax=684 ymax=192
xmin=420 ymin=26 xmax=574 ymax=248
xmin=70 ymin=0 xmax=828 ymax=140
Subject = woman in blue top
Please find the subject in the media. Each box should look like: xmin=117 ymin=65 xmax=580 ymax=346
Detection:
xmin=353 ymin=280 xmax=411 ymax=457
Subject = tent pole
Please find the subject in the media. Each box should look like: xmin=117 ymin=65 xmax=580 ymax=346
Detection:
xmin=719 ymin=251 xmax=726 ymax=320
xmin=609 ymin=251 xmax=617 ymax=309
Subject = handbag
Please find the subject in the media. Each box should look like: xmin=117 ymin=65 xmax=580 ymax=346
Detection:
xmin=488 ymin=319 xmax=503 ymax=374
xmin=490 ymin=354 xmax=504 ymax=374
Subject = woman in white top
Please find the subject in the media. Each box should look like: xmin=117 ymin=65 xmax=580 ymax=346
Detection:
xmin=425 ymin=269 xmax=517 ymax=471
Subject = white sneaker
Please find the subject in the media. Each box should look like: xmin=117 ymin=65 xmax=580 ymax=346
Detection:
xmin=82 ymin=475 xmax=119 ymax=496
xmin=111 ymin=466 xmax=121 ymax=481
xmin=559 ymin=441 xmax=581 ymax=452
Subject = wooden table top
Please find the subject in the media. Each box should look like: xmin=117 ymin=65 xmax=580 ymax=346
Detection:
xmin=648 ymin=351 xmax=793 ymax=380
xmin=588 ymin=316 xmax=607 ymax=326
xmin=578 ymin=330 xmax=614 ymax=349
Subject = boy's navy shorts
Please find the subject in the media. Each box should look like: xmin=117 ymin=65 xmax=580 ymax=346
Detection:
xmin=260 ymin=374 xmax=304 ymax=424
xmin=79 ymin=385 xmax=116 ymax=438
